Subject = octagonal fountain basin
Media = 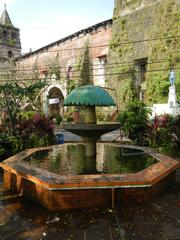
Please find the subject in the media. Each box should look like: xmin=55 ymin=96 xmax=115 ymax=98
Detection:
xmin=0 ymin=143 xmax=179 ymax=212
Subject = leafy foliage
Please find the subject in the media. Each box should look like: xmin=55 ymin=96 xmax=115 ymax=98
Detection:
xmin=56 ymin=115 xmax=63 ymax=125
xmin=45 ymin=56 xmax=61 ymax=80
xmin=0 ymin=81 xmax=46 ymax=135
xmin=77 ymin=42 xmax=93 ymax=87
xmin=107 ymin=0 xmax=180 ymax=108
xmin=0 ymin=133 xmax=23 ymax=160
xmin=148 ymin=114 xmax=180 ymax=155
xmin=117 ymin=99 xmax=151 ymax=145
xmin=67 ymin=79 xmax=76 ymax=94
xmin=0 ymin=112 xmax=55 ymax=161
xmin=17 ymin=113 xmax=55 ymax=149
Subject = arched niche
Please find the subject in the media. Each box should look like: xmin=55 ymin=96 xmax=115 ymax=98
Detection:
xmin=47 ymin=86 xmax=64 ymax=118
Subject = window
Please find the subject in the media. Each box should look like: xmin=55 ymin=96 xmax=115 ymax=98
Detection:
xmin=3 ymin=30 xmax=7 ymax=39
xmin=134 ymin=58 xmax=147 ymax=85
xmin=11 ymin=32 xmax=16 ymax=39
xmin=66 ymin=65 xmax=73 ymax=80
xmin=134 ymin=58 xmax=148 ymax=101
xmin=8 ymin=50 xmax=13 ymax=58
xmin=95 ymin=56 xmax=107 ymax=87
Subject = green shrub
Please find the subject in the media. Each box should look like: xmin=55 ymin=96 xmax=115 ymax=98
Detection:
xmin=66 ymin=116 xmax=74 ymax=122
xmin=118 ymin=99 xmax=151 ymax=145
xmin=156 ymin=127 xmax=172 ymax=151
xmin=168 ymin=115 xmax=180 ymax=146
xmin=17 ymin=113 xmax=55 ymax=149
xmin=0 ymin=133 xmax=23 ymax=161
xmin=56 ymin=115 xmax=63 ymax=125
xmin=148 ymin=114 xmax=180 ymax=156
xmin=0 ymin=112 xmax=56 ymax=161
xmin=63 ymin=107 xmax=75 ymax=122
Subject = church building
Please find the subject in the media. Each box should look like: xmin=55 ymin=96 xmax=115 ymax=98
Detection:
xmin=0 ymin=5 xmax=21 ymax=64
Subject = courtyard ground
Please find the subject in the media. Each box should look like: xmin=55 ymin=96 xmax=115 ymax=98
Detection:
xmin=0 ymin=130 xmax=180 ymax=240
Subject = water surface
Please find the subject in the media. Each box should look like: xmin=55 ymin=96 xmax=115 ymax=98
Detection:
xmin=24 ymin=144 xmax=158 ymax=175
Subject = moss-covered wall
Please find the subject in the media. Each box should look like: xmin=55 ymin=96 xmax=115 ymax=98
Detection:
xmin=107 ymin=0 xmax=180 ymax=109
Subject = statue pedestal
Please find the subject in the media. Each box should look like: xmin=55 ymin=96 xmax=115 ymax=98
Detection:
xmin=168 ymin=86 xmax=177 ymax=108
xmin=167 ymin=86 xmax=179 ymax=115
xmin=152 ymin=85 xmax=179 ymax=117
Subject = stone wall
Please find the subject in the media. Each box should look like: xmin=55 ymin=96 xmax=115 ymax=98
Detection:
xmin=16 ymin=20 xmax=112 ymax=115
xmin=0 ymin=24 xmax=21 ymax=59
xmin=0 ymin=44 xmax=21 ymax=59
xmin=17 ymin=20 xmax=112 ymax=92
xmin=13 ymin=0 xmax=180 ymax=114
xmin=107 ymin=0 xmax=180 ymax=109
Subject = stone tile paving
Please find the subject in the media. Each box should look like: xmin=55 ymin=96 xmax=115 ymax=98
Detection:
xmin=0 ymin=158 xmax=179 ymax=240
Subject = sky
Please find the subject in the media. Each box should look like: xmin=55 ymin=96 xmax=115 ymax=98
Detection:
xmin=0 ymin=0 xmax=114 ymax=53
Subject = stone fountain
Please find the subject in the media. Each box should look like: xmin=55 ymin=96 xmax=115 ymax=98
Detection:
xmin=0 ymin=80 xmax=179 ymax=211
xmin=62 ymin=85 xmax=121 ymax=157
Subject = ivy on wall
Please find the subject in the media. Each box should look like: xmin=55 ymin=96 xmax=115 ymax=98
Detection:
xmin=146 ymin=0 xmax=180 ymax=104
xmin=45 ymin=56 xmax=61 ymax=81
xmin=75 ymin=40 xmax=93 ymax=87
xmin=107 ymin=0 xmax=180 ymax=109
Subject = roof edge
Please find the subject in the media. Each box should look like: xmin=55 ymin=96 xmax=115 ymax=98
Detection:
xmin=17 ymin=18 xmax=112 ymax=60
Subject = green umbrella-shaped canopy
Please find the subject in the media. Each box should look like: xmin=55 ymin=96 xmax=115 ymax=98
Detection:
xmin=64 ymin=85 xmax=116 ymax=106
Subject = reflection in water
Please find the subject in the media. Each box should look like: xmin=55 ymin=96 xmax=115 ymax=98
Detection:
xmin=101 ymin=145 xmax=157 ymax=174
xmin=24 ymin=144 xmax=158 ymax=175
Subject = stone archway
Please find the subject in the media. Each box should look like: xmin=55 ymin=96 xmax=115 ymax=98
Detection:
xmin=48 ymin=87 xmax=64 ymax=118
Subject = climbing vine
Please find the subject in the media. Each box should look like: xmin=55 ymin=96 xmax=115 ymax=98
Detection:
xmin=75 ymin=40 xmax=93 ymax=87
xmin=45 ymin=56 xmax=61 ymax=81
xmin=107 ymin=0 xmax=180 ymax=108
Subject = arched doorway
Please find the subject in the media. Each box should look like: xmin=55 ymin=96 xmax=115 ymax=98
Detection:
xmin=48 ymin=87 xmax=64 ymax=118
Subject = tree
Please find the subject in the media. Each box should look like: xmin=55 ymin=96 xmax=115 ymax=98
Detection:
xmin=0 ymin=80 xmax=46 ymax=135
xmin=77 ymin=41 xmax=93 ymax=87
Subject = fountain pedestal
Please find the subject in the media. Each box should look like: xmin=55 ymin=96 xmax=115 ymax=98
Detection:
xmin=84 ymin=138 xmax=96 ymax=157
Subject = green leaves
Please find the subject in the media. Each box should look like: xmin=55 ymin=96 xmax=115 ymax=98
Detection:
xmin=118 ymin=99 xmax=151 ymax=145
xmin=0 ymin=80 xmax=46 ymax=135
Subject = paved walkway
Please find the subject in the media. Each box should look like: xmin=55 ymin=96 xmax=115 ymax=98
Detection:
xmin=0 ymin=178 xmax=180 ymax=240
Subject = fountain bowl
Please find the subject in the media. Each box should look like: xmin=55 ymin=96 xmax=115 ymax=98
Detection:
xmin=61 ymin=123 xmax=121 ymax=138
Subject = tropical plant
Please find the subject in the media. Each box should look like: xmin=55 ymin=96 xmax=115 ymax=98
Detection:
xmin=17 ymin=113 xmax=55 ymax=149
xmin=0 ymin=112 xmax=56 ymax=161
xmin=117 ymin=99 xmax=151 ymax=145
xmin=148 ymin=114 xmax=180 ymax=155
xmin=0 ymin=133 xmax=23 ymax=160
xmin=168 ymin=115 xmax=180 ymax=146
xmin=0 ymin=81 xmax=46 ymax=135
